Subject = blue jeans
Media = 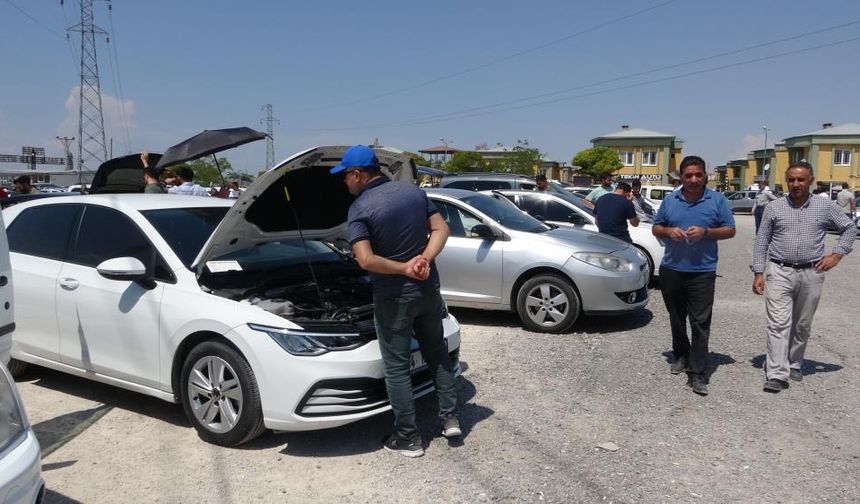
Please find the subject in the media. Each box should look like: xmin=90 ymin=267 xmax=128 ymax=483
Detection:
xmin=374 ymin=283 xmax=458 ymax=442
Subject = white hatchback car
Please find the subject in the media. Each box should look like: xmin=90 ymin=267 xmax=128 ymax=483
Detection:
xmin=5 ymin=146 xmax=461 ymax=446
xmin=0 ymin=361 xmax=44 ymax=503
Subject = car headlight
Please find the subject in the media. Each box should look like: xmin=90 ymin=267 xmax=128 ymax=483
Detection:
xmin=572 ymin=251 xmax=633 ymax=272
xmin=248 ymin=323 xmax=371 ymax=356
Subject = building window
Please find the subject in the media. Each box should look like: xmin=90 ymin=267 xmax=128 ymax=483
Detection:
xmin=619 ymin=151 xmax=634 ymax=166
xmin=834 ymin=148 xmax=851 ymax=166
xmin=641 ymin=151 xmax=657 ymax=166
xmin=790 ymin=149 xmax=804 ymax=164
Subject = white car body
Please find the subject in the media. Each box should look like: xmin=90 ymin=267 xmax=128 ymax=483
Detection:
xmin=5 ymin=146 xmax=461 ymax=446
xmin=0 ymin=210 xmax=12 ymax=364
xmin=0 ymin=362 xmax=44 ymax=503
xmin=489 ymin=190 xmax=665 ymax=277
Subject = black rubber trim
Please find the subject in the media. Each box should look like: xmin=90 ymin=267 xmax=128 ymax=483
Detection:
xmin=0 ymin=322 xmax=15 ymax=337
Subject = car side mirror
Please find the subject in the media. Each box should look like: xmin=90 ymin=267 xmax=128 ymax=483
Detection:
xmin=470 ymin=224 xmax=497 ymax=240
xmin=568 ymin=213 xmax=586 ymax=225
xmin=97 ymin=257 xmax=155 ymax=288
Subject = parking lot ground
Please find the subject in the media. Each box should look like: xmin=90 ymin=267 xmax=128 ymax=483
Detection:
xmin=17 ymin=214 xmax=860 ymax=503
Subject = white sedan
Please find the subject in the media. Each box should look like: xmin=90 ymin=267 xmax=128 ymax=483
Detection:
xmin=490 ymin=189 xmax=665 ymax=278
xmin=5 ymin=146 xmax=461 ymax=446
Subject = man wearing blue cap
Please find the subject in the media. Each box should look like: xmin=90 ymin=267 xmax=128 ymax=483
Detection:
xmin=331 ymin=145 xmax=460 ymax=458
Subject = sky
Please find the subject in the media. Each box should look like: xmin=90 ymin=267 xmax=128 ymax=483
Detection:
xmin=2 ymin=0 xmax=860 ymax=175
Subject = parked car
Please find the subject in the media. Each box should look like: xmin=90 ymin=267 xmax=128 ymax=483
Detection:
xmin=726 ymin=190 xmax=758 ymax=214
xmin=640 ymin=185 xmax=677 ymax=202
xmin=489 ymin=189 xmax=664 ymax=278
xmin=425 ymin=188 xmax=649 ymax=333
xmin=0 ymin=192 xmax=76 ymax=210
xmin=439 ymin=172 xmax=537 ymax=191
xmin=0 ymin=361 xmax=44 ymax=503
xmin=0 ymin=210 xmax=11 ymax=365
xmin=5 ymin=146 xmax=461 ymax=447
xmin=31 ymin=183 xmax=65 ymax=194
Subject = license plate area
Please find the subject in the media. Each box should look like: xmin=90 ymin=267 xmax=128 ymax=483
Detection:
xmin=409 ymin=339 xmax=448 ymax=371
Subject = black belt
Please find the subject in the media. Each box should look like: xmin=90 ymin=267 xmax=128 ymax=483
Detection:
xmin=770 ymin=259 xmax=815 ymax=269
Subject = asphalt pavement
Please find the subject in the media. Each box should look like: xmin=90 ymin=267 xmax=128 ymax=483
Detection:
xmin=16 ymin=214 xmax=860 ymax=503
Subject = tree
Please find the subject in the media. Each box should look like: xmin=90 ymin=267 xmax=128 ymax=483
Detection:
xmin=184 ymin=157 xmax=234 ymax=186
xmin=490 ymin=139 xmax=544 ymax=175
xmin=571 ymin=146 xmax=622 ymax=181
xmin=445 ymin=151 xmax=484 ymax=172
xmin=404 ymin=151 xmax=431 ymax=167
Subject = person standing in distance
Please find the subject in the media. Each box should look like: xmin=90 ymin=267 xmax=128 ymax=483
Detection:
xmin=652 ymin=156 xmax=736 ymax=396
xmin=629 ymin=179 xmax=654 ymax=223
xmin=331 ymin=145 xmax=460 ymax=458
xmin=583 ymin=172 xmax=614 ymax=208
xmin=593 ymin=181 xmax=639 ymax=243
xmin=752 ymin=162 xmax=855 ymax=393
xmin=535 ymin=173 xmax=549 ymax=192
xmin=835 ymin=182 xmax=856 ymax=220
xmin=753 ymin=178 xmax=777 ymax=234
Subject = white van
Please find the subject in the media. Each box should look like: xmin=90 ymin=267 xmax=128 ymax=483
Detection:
xmin=0 ymin=211 xmax=11 ymax=364
xmin=640 ymin=185 xmax=677 ymax=202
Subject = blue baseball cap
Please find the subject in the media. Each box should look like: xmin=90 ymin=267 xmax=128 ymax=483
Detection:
xmin=329 ymin=145 xmax=380 ymax=174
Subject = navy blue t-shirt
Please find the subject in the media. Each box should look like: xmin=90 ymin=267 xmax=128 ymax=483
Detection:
xmin=593 ymin=192 xmax=635 ymax=243
xmin=347 ymin=176 xmax=440 ymax=296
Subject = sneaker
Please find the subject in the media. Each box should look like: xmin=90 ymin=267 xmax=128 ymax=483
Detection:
xmin=382 ymin=434 xmax=424 ymax=458
xmin=670 ymin=356 xmax=687 ymax=374
xmin=442 ymin=415 xmax=462 ymax=438
xmin=763 ymin=378 xmax=789 ymax=393
xmin=690 ymin=375 xmax=708 ymax=396
xmin=789 ymin=369 xmax=803 ymax=382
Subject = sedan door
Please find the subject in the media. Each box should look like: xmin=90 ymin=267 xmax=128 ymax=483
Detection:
xmin=432 ymin=200 xmax=504 ymax=306
xmin=56 ymin=205 xmax=169 ymax=388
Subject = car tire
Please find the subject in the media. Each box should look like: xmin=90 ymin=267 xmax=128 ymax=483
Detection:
xmin=180 ymin=340 xmax=266 ymax=447
xmin=7 ymin=359 xmax=28 ymax=378
xmin=634 ymin=245 xmax=655 ymax=280
xmin=515 ymin=274 xmax=580 ymax=333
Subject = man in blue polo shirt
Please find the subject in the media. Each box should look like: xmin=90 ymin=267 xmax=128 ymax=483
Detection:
xmin=653 ymin=155 xmax=736 ymax=396
xmin=331 ymin=145 xmax=460 ymax=458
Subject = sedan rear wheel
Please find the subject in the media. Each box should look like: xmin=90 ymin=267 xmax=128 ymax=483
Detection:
xmin=516 ymin=274 xmax=580 ymax=333
xmin=180 ymin=341 xmax=265 ymax=446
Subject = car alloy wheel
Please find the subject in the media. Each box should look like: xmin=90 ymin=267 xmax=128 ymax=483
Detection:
xmin=516 ymin=274 xmax=580 ymax=333
xmin=180 ymin=340 xmax=265 ymax=446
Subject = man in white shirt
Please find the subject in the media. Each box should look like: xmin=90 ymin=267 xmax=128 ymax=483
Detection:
xmin=167 ymin=167 xmax=210 ymax=197
xmin=835 ymin=182 xmax=856 ymax=219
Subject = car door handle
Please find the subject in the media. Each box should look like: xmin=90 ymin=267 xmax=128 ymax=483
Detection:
xmin=59 ymin=278 xmax=80 ymax=290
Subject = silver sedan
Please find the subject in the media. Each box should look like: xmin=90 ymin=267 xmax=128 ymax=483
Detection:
xmin=426 ymin=189 xmax=649 ymax=333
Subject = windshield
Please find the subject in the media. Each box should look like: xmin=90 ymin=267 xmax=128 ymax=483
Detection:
xmin=547 ymin=184 xmax=595 ymax=216
xmin=143 ymin=207 xmax=230 ymax=267
xmin=460 ymin=193 xmax=550 ymax=233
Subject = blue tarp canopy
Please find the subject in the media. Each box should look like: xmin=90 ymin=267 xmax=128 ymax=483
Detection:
xmin=417 ymin=166 xmax=447 ymax=177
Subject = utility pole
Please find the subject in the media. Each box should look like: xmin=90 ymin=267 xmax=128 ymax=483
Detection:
xmin=260 ymin=104 xmax=279 ymax=170
xmin=56 ymin=136 xmax=76 ymax=171
xmin=67 ymin=0 xmax=108 ymax=182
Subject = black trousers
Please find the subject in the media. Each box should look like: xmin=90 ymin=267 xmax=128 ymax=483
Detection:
xmin=659 ymin=267 xmax=717 ymax=375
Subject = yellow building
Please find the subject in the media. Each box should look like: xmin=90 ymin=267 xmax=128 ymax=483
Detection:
xmin=775 ymin=123 xmax=860 ymax=190
xmin=590 ymin=125 xmax=683 ymax=184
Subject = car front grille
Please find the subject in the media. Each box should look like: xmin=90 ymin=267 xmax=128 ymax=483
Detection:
xmin=614 ymin=286 xmax=648 ymax=304
xmin=295 ymin=349 xmax=460 ymax=417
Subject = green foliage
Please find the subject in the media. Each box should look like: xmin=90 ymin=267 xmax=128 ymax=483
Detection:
xmin=571 ymin=146 xmax=622 ymax=181
xmin=185 ymin=157 xmax=233 ymax=186
xmin=404 ymin=151 xmax=431 ymax=167
xmin=489 ymin=139 xmax=544 ymax=175
xmin=445 ymin=151 xmax=485 ymax=172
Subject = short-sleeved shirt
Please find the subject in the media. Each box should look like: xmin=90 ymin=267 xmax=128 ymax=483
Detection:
xmin=653 ymin=188 xmax=736 ymax=272
xmin=168 ymin=182 xmax=210 ymax=197
xmin=593 ymin=193 xmax=636 ymax=243
xmin=585 ymin=185 xmax=613 ymax=203
xmin=347 ymin=176 xmax=440 ymax=296
xmin=835 ymin=189 xmax=854 ymax=214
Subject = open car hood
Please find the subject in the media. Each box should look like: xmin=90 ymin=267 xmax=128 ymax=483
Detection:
xmin=192 ymin=145 xmax=416 ymax=271
xmin=89 ymin=153 xmax=163 ymax=194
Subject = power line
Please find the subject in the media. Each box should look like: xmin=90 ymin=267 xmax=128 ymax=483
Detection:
xmin=4 ymin=0 xmax=65 ymax=39
xmin=287 ymin=0 xmax=680 ymax=113
xmin=106 ymin=0 xmax=131 ymax=153
xmin=327 ymin=18 xmax=860 ymax=130
xmin=311 ymin=35 xmax=860 ymax=132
